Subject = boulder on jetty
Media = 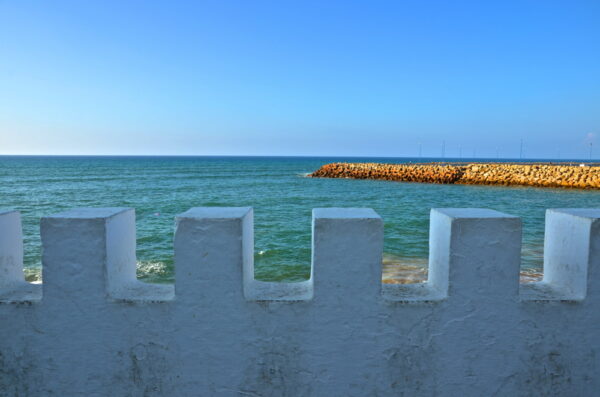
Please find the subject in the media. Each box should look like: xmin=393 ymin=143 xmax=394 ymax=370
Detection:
xmin=310 ymin=162 xmax=600 ymax=189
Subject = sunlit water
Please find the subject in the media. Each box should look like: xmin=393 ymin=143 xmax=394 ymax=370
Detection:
xmin=1 ymin=156 xmax=598 ymax=284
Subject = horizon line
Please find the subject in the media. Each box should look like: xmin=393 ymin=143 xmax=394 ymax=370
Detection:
xmin=0 ymin=154 xmax=597 ymax=162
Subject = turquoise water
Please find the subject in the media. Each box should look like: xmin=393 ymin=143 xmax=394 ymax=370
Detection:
xmin=1 ymin=156 xmax=598 ymax=283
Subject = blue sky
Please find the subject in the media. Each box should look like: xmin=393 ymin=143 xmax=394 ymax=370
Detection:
xmin=1 ymin=0 xmax=599 ymax=158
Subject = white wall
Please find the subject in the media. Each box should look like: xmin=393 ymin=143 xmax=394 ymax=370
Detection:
xmin=0 ymin=206 xmax=599 ymax=396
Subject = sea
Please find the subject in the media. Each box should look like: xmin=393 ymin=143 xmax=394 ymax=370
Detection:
xmin=1 ymin=156 xmax=599 ymax=284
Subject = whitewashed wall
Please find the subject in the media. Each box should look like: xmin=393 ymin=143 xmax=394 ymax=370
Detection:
xmin=0 ymin=206 xmax=599 ymax=396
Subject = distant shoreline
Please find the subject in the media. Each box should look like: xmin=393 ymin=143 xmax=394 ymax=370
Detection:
xmin=1 ymin=154 xmax=599 ymax=163
xmin=311 ymin=162 xmax=600 ymax=189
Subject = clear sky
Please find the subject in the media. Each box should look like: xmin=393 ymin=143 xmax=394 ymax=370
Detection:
xmin=1 ymin=0 xmax=599 ymax=158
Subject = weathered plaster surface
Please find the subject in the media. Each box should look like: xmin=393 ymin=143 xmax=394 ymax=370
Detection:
xmin=0 ymin=206 xmax=599 ymax=396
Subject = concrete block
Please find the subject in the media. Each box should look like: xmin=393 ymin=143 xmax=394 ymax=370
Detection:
xmin=312 ymin=208 xmax=383 ymax=303
xmin=383 ymin=208 xmax=521 ymax=302
xmin=0 ymin=210 xmax=41 ymax=302
xmin=521 ymin=208 xmax=600 ymax=301
xmin=41 ymin=208 xmax=173 ymax=303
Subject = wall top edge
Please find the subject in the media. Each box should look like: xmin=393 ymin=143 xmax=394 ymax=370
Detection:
xmin=177 ymin=206 xmax=252 ymax=220
xmin=312 ymin=208 xmax=381 ymax=219
xmin=43 ymin=207 xmax=132 ymax=219
xmin=548 ymin=208 xmax=600 ymax=219
xmin=432 ymin=208 xmax=519 ymax=219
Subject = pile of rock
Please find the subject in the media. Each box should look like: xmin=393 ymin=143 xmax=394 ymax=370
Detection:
xmin=460 ymin=163 xmax=600 ymax=188
xmin=310 ymin=162 xmax=600 ymax=189
xmin=310 ymin=162 xmax=463 ymax=184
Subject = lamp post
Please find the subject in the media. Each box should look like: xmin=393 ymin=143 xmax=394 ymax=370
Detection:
xmin=520 ymin=139 xmax=523 ymax=160
xmin=442 ymin=140 xmax=445 ymax=160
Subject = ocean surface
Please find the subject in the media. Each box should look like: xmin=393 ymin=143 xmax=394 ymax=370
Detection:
xmin=1 ymin=156 xmax=599 ymax=284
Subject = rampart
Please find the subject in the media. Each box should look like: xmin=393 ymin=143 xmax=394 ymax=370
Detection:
xmin=0 ymin=206 xmax=599 ymax=396
xmin=310 ymin=162 xmax=600 ymax=188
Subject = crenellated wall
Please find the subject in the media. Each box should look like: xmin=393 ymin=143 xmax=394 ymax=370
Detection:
xmin=0 ymin=206 xmax=599 ymax=396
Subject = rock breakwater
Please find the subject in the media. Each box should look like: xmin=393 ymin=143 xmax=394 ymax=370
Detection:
xmin=310 ymin=162 xmax=600 ymax=189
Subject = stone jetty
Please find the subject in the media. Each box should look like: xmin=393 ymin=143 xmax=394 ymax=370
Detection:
xmin=310 ymin=162 xmax=600 ymax=189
